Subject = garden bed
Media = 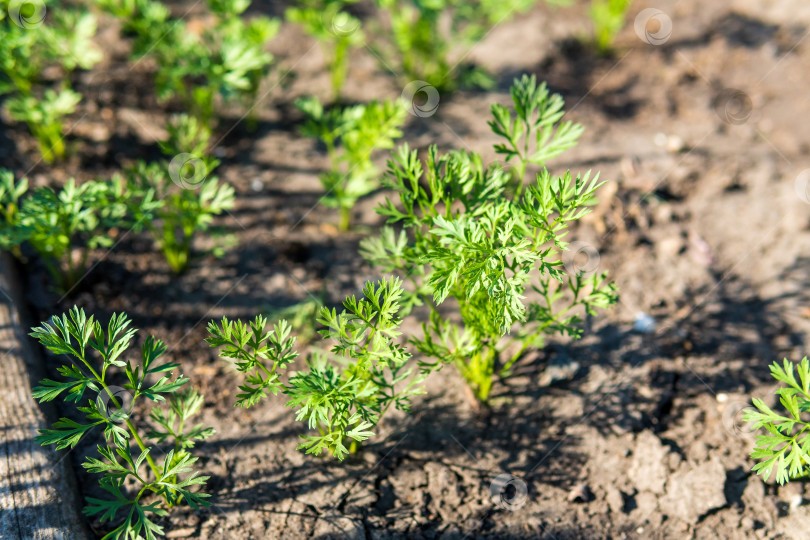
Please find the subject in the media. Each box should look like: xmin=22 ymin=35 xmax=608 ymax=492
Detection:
xmin=4 ymin=0 xmax=810 ymax=538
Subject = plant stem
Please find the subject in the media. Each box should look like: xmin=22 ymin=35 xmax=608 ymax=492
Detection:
xmin=126 ymin=418 xmax=162 ymax=478
xmin=330 ymin=39 xmax=349 ymax=102
xmin=513 ymin=157 xmax=528 ymax=199
xmin=339 ymin=206 xmax=351 ymax=231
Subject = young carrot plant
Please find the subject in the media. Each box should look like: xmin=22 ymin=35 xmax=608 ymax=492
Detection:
xmin=360 ymin=75 xmax=617 ymax=403
xmin=5 ymin=89 xmax=81 ymax=163
xmin=159 ymin=113 xmax=219 ymax=175
xmin=0 ymin=170 xmax=146 ymax=292
xmin=0 ymin=4 xmax=101 ymax=162
xmin=296 ymin=96 xmax=407 ymax=230
xmin=116 ymin=112 xmax=234 ymax=274
xmin=123 ymin=157 xmax=235 ymax=274
xmin=744 ymin=357 xmax=810 ymax=485
xmin=286 ymin=0 xmax=364 ymax=101
xmin=30 ymin=307 xmax=212 ymax=539
xmin=489 ymin=75 xmax=584 ymax=196
xmin=266 ymin=294 xmax=326 ymax=345
xmin=588 ymin=0 xmax=633 ymax=54
xmin=0 ymin=168 xmax=26 ymax=227
xmin=101 ymin=0 xmax=278 ymax=126
xmin=0 ymin=169 xmax=26 ymax=259
xmin=372 ymin=0 xmax=568 ymax=92
xmin=207 ymin=277 xmax=426 ymax=460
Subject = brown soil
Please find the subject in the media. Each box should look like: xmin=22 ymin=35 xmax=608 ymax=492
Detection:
xmin=6 ymin=0 xmax=810 ymax=538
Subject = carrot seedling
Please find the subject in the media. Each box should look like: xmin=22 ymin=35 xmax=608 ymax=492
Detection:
xmin=296 ymin=96 xmax=407 ymax=230
xmin=30 ymin=307 xmax=213 ymax=539
xmin=208 ymin=277 xmax=426 ymax=460
xmin=744 ymin=357 xmax=810 ymax=485
xmin=360 ymin=75 xmax=617 ymax=403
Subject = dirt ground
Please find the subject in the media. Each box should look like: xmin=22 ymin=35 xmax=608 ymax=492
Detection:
xmin=6 ymin=0 xmax=810 ymax=538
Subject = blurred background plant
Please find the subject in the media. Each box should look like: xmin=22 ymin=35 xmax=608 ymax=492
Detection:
xmin=0 ymin=169 xmax=145 ymax=292
xmin=588 ymin=0 xmax=633 ymax=55
xmin=96 ymin=0 xmax=278 ymax=127
xmin=123 ymin=113 xmax=235 ymax=274
xmin=286 ymin=0 xmax=364 ymax=101
xmin=296 ymin=96 xmax=407 ymax=230
xmin=0 ymin=0 xmax=101 ymax=162
xmin=371 ymin=0 xmax=571 ymax=93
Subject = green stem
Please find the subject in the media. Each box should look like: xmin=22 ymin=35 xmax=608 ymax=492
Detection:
xmin=125 ymin=418 xmax=161 ymax=478
xmin=338 ymin=206 xmax=351 ymax=231
xmin=330 ymin=39 xmax=349 ymax=102
xmin=175 ymin=415 xmax=185 ymax=454
xmin=513 ymin=157 xmax=528 ymax=199
xmin=458 ymin=347 xmax=496 ymax=403
xmin=49 ymin=131 xmax=66 ymax=161
xmin=95 ymin=378 xmax=163 ymax=480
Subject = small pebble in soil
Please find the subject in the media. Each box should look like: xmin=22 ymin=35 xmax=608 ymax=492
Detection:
xmin=716 ymin=392 xmax=729 ymax=403
xmin=251 ymin=178 xmax=263 ymax=192
xmin=538 ymin=353 xmax=580 ymax=386
xmin=634 ymin=312 xmax=656 ymax=334
xmin=214 ymin=146 xmax=226 ymax=158
xmin=567 ymin=484 xmax=593 ymax=503
xmin=620 ymin=155 xmax=640 ymax=179
xmin=653 ymin=132 xmax=686 ymax=153
xmin=165 ymin=527 xmax=196 ymax=538
xmin=666 ymin=135 xmax=685 ymax=153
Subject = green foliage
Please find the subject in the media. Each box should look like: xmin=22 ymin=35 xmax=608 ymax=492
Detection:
xmin=372 ymin=0 xmax=569 ymax=92
xmin=160 ymin=114 xmax=211 ymax=159
xmin=123 ymin=160 xmax=235 ymax=274
xmin=296 ymin=96 xmax=407 ymax=230
xmin=124 ymin=115 xmax=236 ymax=273
xmin=287 ymin=0 xmax=364 ymax=100
xmin=5 ymin=88 xmax=81 ymax=163
xmin=0 ymin=3 xmax=101 ymax=93
xmin=744 ymin=358 xmax=810 ymax=485
xmin=488 ymin=74 xmax=584 ymax=196
xmin=206 ymin=316 xmax=298 ymax=408
xmin=100 ymin=0 xmax=279 ymax=125
xmin=0 ymin=170 xmax=143 ymax=291
xmin=0 ymin=3 xmax=101 ymax=162
xmin=30 ymin=307 xmax=212 ymax=540
xmin=159 ymin=113 xmax=219 ymax=174
xmin=293 ymin=276 xmax=423 ymax=458
xmin=360 ymin=75 xmax=617 ymax=402
xmin=266 ymin=295 xmax=326 ymax=344
xmin=0 ymin=169 xmax=27 ymax=227
xmin=208 ymin=277 xmax=426 ymax=460
xmin=588 ymin=0 xmax=633 ymax=54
